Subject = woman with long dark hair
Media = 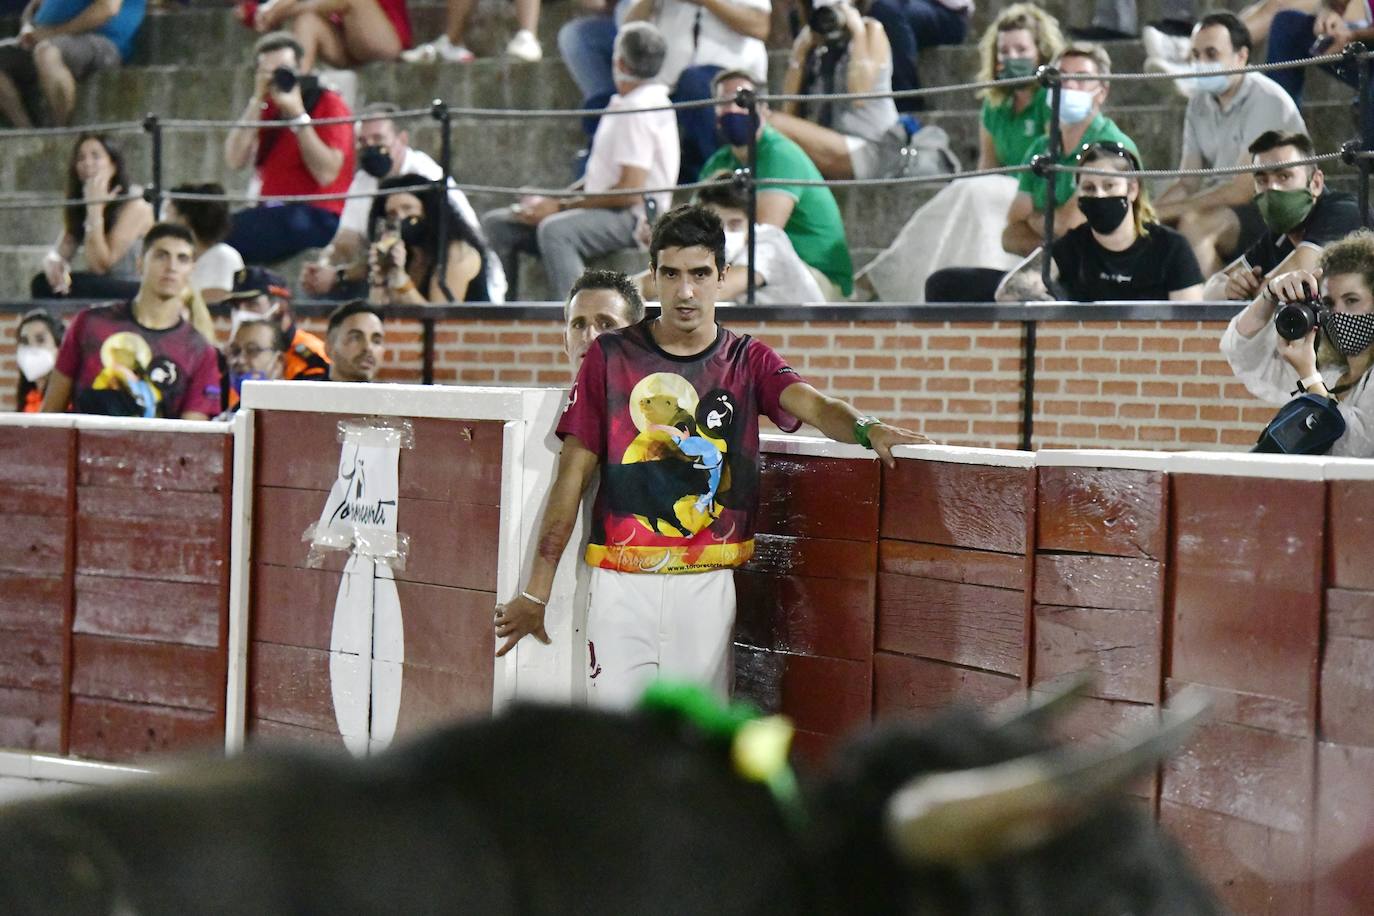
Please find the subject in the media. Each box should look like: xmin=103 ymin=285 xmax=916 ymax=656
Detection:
xmin=13 ymin=309 xmax=65 ymax=412
xmin=366 ymin=174 xmax=490 ymax=304
xmin=32 ymin=133 xmax=154 ymax=300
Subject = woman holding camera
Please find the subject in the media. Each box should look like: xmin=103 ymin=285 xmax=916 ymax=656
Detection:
xmin=366 ymin=174 xmax=489 ymax=305
xmin=1222 ymin=229 xmax=1374 ymax=456
xmin=32 ymin=133 xmax=154 ymax=301
xmin=995 ymin=142 xmax=1204 ymax=302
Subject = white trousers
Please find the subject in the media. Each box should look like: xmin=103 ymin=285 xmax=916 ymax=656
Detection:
xmin=584 ymin=568 xmax=736 ymax=709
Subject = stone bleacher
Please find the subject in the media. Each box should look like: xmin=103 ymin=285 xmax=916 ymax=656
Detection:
xmin=0 ymin=0 xmax=1361 ymax=300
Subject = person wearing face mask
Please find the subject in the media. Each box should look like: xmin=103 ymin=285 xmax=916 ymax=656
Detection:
xmin=697 ymin=69 xmax=852 ymax=299
xmin=13 ymin=309 xmax=65 ymax=413
xmin=217 ymin=319 xmax=286 ymax=418
xmin=220 ymin=266 xmax=330 ymax=412
xmin=995 ymin=143 xmax=1204 ymax=302
xmin=1152 ymin=13 xmax=1305 ymax=276
xmin=300 ymin=102 xmax=502 ymax=303
xmin=1222 ymin=229 xmax=1374 ymax=456
xmin=854 ymin=3 xmax=1064 ymax=300
xmin=1205 ymin=130 xmax=1366 ymax=301
xmin=366 ymin=174 xmax=490 ymax=304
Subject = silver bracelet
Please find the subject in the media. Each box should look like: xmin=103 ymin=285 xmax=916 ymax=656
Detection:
xmin=519 ymin=590 xmax=547 ymax=607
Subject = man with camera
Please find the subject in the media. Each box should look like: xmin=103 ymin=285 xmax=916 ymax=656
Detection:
xmin=223 ymin=31 xmax=355 ymax=266
xmin=1203 ymin=130 xmax=1364 ymax=301
xmin=1221 ymin=229 xmax=1374 ymax=456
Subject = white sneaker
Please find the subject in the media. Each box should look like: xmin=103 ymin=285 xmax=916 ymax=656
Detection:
xmin=1144 ymin=55 xmax=1195 ymax=99
xmin=1142 ymin=25 xmax=1191 ymax=64
xmin=506 ymin=29 xmax=542 ymax=62
xmin=401 ymin=35 xmax=475 ymax=64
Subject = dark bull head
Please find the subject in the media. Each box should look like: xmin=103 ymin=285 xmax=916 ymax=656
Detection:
xmin=0 ymin=678 xmax=1219 ymax=916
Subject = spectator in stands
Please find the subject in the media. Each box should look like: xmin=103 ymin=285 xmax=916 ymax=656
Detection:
xmin=926 ymin=42 xmax=1136 ymax=302
xmin=301 ymin=102 xmax=504 ymax=302
xmin=243 ymin=0 xmax=411 ymax=71
xmin=1222 ymin=229 xmax=1374 ymax=456
xmin=1151 ymin=12 xmax=1306 ymax=275
xmin=325 ymin=299 xmax=385 ymax=382
xmin=564 ymin=267 xmax=643 ymax=362
xmin=221 ymin=319 xmax=286 ymax=414
xmin=482 ymin=21 xmax=678 ymax=301
xmin=163 ymin=183 xmax=245 ymax=305
xmin=41 ymin=223 xmax=220 ymax=419
xmin=13 ymin=308 xmax=64 ymax=412
xmin=637 ymin=175 xmax=824 ymax=304
xmin=1264 ymin=0 xmax=1372 ymax=106
xmin=0 ymin=0 xmax=145 ymax=127
xmin=32 ymin=133 xmax=153 ymax=301
xmin=402 ymin=0 xmax=542 ymax=63
xmin=995 ymin=143 xmax=1204 ymax=302
xmin=1142 ymin=1 xmax=1321 ymax=97
xmin=699 ymin=69 xmax=854 ymax=299
xmin=222 ymin=266 xmax=330 ymax=401
xmin=854 ymin=3 xmax=1064 ymax=300
xmin=367 ymin=174 xmax=490 ymax=303
xmin=556 ymin=0 xmax=767 ymax=180
xmin=223 ymin=32 xmax=355 ymax=266
xmin=1204 ymin=130 xmax=1365 ymax=300
xmin=770 ymin=0 xmax=943 ymax=181
xmin=863 ymin=0 xmax=970 ymax=111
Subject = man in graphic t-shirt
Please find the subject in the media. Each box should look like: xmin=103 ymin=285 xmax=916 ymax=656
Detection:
xmin=494 ymin=204 xmax=930 ymax=707
xmin=42 ymin=223 xmax=220 ymax=420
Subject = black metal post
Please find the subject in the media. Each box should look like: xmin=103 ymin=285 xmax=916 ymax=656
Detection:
xmin=1353 ymin=43 xmax=1372 ymax=227
xmin=421 ymin=317 xmax=435 ymax=385
xmin=1021 ymin=321 xmax=1036 ymax=451
xmin=739 ymin=86 xmax=759 ymax=306
xmin=432 ymin=99 xmax=455 ymax=301
xmin=143 ymin=114 xmax=162 ymax=214
xmin=1038 ymin=66 xmax=1062 ymax=293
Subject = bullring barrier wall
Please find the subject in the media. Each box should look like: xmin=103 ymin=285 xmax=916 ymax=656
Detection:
xmin=1 ymin=385 xmax=1372 ymax=913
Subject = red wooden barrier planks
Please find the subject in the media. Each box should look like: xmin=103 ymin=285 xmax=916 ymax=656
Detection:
xmin=1037 ymin=466 xmax=1167 ymax=559
xmin=0 ymin=425 xmax=73 ymax=753
xmin=876 ymin=574 xmax=1024 ymax=676
xmin=881 ymin=460 xmax=1028 ymax=553
xmin=77 ymin=429 xmax=227 ymax=492
xmin=67 ymin=696 xmax=221 ymax=760
xmin=872 ymin=652 xmax=1019 ymax=718
xmin=756 ymin=454 xmax=880 ymax=542
xmin=1314 ymin=742 xmax=1374 ymax=914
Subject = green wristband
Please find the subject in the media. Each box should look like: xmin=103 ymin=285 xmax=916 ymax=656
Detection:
xmin=853 ymin=415 xmax=881 ymax=449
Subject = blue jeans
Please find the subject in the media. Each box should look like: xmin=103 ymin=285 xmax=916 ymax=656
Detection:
xmin=868 ymin=0 xmax=968 ymax=112
xmin=1266 ymin=10 xmax=1359 ymax=106
xmin=225 ymin=203 xmax=339 ymax=265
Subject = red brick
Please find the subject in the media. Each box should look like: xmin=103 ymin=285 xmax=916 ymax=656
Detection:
xmin=1065 ymin=335 xmax=1101 ymax=351
xmin=899 ymin=398 xmax=945 ymax=413
xmin=787 ymin=335 xmax=827 ymax=348
xmin=836 ymin=335 xmax=875 ymax=348
xmin=971 ymin=420 xmax=1020 ymax=436
xmin=1082 ymin=358 xmax=1119 ymax=373
xmin=925 ymin=419 xmax=971 ymax=434
xmin=498 ymin=332 xmax=534 ymax=345
xmin=926 ymin=377 xmax=972 ymax=392
xmin=1081 ymin=401 xmax=1116 ymax=418
xmin=497 ymin=369 xmax=535 ymax=383
xmin=1200 ymin=359 xmax=1233 ymax=376
xmin=883 ymin=335 xmax=927 ymax=350
xmin=1199 ymin=405 xmax=1239 ymax=422
xmin=879 ymin=376 xmax=925 ymax=391
xmin=901 ymin=356 xmax=945 ymax=371
xmin=1158 ymin=359 xmax=1199 ymax=376
xmin=478 ymin=350 xmax=518 ymax=364
xmin=1160 ymin=404 xmax=1198 ymax=420
xmin=1142 ymin=381 xmax=1178 ymax=397
xmin=1042 ymin=357 xmax=1081 ymax=372
xmin=464 ymin=332 xmax=497 ymax=344
xmin=460 ymin=368 xmax=496 ymax=382
xmin=1096 ymin=424 xmax=1138 ymax=440
xmin=1179 ymin=427 xmax=1219 ymax=443
xmin=1182 ymin=337 xmax=1220 ymax=352
xmin=1119 ymin=403 xmax=1155 ymax=419
xmin=926 ymin=336 xmax=972 ymax=350
xmin=832 ymin=375 xmax=875 ymax=390
xmin=946 ymin=398 xmax=993 ymax=414
xmin=433 ymin=331 xmax=459 ymax=345
xmin=1241 ymin=406 xmax=1276 ymax=424
xmin=852 ymin=396 xmax=896 ymax=412
xmin=537 ymin=370 xmax=573 ymax=384
xmin=1138 ymin=426 xmax=1177 ymax=441
xmin=808 ymin=355 xmax=851 ymax=369
xmin=997 ymin=357 xmax=1024 ymax=372
xmin=975 ymin=336 xmax=1020 ymax=350
xmin=1081 ymin=321 xmax=1119 ymax=331
xmin=1142 ymin=337 xmax=1182 ymax=352
xmin=517 ymin=350 xmax=557 ymax=365
xmin=1102 ymin=380 xmax=1138 ymax=396
xmin=1103 ymin=337 xmax=1141 ymax=352
xmin=854 ymin=355 xmax=896 ymax=370
xmin=1220 ymin=427 xmax=1256 ymax=445
xmin=536 ymin=332 xmax=565 ymax=346
xmin=1061 ymin=423 xmax=1097 ymax=438
xmin=974 ymin=378 xmax=1021 ymax=393
xmin=1037 ymin=335 xmax=1064 ymax=350
xmin=1064 ymin=379 xmax=1099 ymax=395
xmin=1181 ymin=382 xmax=1221 ymax=398
xmin=1117 ymin=358 xmax=1156 ymax=374
xmin=948 ymin=357 xmax=994 ymax=372
xmin=1044 ymin=400 xmax=1081 ymax=415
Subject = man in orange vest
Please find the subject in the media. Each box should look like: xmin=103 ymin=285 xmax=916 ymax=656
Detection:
xmin=222 ymin=266 xmax=329 ymax=409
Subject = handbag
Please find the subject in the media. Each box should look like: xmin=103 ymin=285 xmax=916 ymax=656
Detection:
xmin=1251 ymin=393 xmax=1346 ymax=455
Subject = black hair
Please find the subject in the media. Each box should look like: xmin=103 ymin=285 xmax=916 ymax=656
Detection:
xmin=168 ymin=183 xmax=232 ymax=245
xmin=1196 ymin=10 xmax=1251 ymax=56
xmin=694 ymin=176 xmax=750 ymax=214
xmin=566 ymin=269 xmax=646 ymax=324
xmin=1249 ymin=129 xmax=1315 ymax=159
xmin=141 ymin=222 xmax=196 ymax=253
xmin=649 ymin=205 xmax=727 ymax=273
xmin=64 ymin=133 xmax=136 ymax=246
xmin=327 ymin=300 xmax=386 ymax=337
xmin=14 ymin=308 xmax=65 ymax=411
xmin=367 ymin=174 xmax=489 ymax=301
xmin=710 ymin=68 xmax=759 ymax=96
xmin=254 ymin=31 xmax=304 ymax=64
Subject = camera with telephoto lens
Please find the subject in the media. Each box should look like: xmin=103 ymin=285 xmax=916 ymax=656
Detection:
xmin=809 ymin=0 xmax=849 ymax=46
xmin=1275 ymin=295 xmax=1324 ymax=341
xmin=270 ymin=66 xmax=318 ymax=96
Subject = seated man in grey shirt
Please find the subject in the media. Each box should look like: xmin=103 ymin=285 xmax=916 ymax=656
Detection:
xmin=1152 ymin=11 xmax=1306 ymax=275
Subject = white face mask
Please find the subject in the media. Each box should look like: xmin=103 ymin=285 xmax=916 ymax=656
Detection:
xmin=17 ymin=345 xmax=56 ymax=382
xmin=230 ymin=305 xmax=278 ymax=337
xmin=1058 ymin=87 xmax=1096 ymax=125
xmin=1187 ymin=61 xmax=1230 ymax=96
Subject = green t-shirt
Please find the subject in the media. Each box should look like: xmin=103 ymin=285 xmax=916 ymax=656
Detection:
xmin=981 ymin=87 xmax=1052 ymax=170
xmin=1015 ymin=113 xmax=1138 ymax=213
xmin=700 ymin=126 xmax=853 ymax=296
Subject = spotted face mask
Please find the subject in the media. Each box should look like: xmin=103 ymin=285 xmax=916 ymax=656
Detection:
xmin=1324 ymin=310 xmax=1374 ymax=357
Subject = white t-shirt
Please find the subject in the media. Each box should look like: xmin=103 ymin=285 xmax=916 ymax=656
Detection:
xmin=652 ymin=0 xmax=769 ymax=87
xmin=585 ymin=81 xmax=680 ymax=219
xmin=192 ymin=242 xmax=244 ymax=293
xmin=337 ymin=146 xmax=506 ymax=302
xmin=724 ymin=224 xmax=825 ymax=305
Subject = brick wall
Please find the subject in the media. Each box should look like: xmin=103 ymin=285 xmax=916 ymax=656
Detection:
xmin=3 ymin=315 xmax=1268 ymax=451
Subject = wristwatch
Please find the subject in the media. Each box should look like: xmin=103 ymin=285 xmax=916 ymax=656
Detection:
xmin=288 ymin=112 xmax=312 ymax=132
xmin=853 ymin=415 xmax=882 ymax=449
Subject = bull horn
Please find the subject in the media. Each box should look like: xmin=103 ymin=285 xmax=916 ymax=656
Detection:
xmin=884 ymin=687 xmax=1210 ymax=866
xmin=989 ymin=671 xmax=1096 ymax=733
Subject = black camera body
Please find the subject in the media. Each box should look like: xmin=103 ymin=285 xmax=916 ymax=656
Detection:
xmin=809 ymin=0 xmax=849 ymax=47
xmin=270 ymin=66 xmax=318 ymax=97
xmin=1275 ymin=296 xmax=1324 ymax=341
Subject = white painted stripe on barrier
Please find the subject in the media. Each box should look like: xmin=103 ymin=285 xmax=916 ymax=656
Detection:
xmin=1034 ymin=449 xmax=1173 ymax=472
xmin=1166 ymin=450 xmax=1327 ymax=481
xmin=225 ymin=409 xmax=254 ymax=755
xmin=0 ymin=413 xmax=230 ymax=434
xmin=760 ymin=434 xmax=872 ymax=461
xmin=1322 ymin=458 xmax=1374 ymax=481
xmin=0 ymin=750 xmax=149 ymax=785
xmin=891 ymin=443 xmax=1037 ymax=468
xmin=240 ymin=380 xmax=533 ymax=420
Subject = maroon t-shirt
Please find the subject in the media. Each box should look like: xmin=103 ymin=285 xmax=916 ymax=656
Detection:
xmin=55 ymin=301 xmax=222 ymax=419
xmin=557 ymin=319 xmax=805 ymax=574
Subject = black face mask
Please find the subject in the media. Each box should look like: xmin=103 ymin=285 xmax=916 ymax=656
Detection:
xmin=359 ymin=145 xmax=393 ymax=179
xmin=397 ymin=215 xmax=427 ymax=247
xmin=1077 ymin=195 xmax=1131 ymax=235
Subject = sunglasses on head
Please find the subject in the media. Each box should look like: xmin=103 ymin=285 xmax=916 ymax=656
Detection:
xmin=1074 ymin=141 xmax=1142 ymax=172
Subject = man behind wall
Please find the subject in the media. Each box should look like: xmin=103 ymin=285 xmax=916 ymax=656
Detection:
xmin=324 ymin=300 xmax=385 ymax=383
xmin=494 ymin=204 xmax=929 ymax=706
xmin=565 ymin=268 xmax=645 ymax=364
xmin=223 ymin=31 xmax=355 ymax=266
xmin=41 ymin=223 xmax=221 ymax=420
xmin=482 ymin=21 xmax=679 ymax=302
xmin=221 ymin=266 xmax=330 ymax=410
